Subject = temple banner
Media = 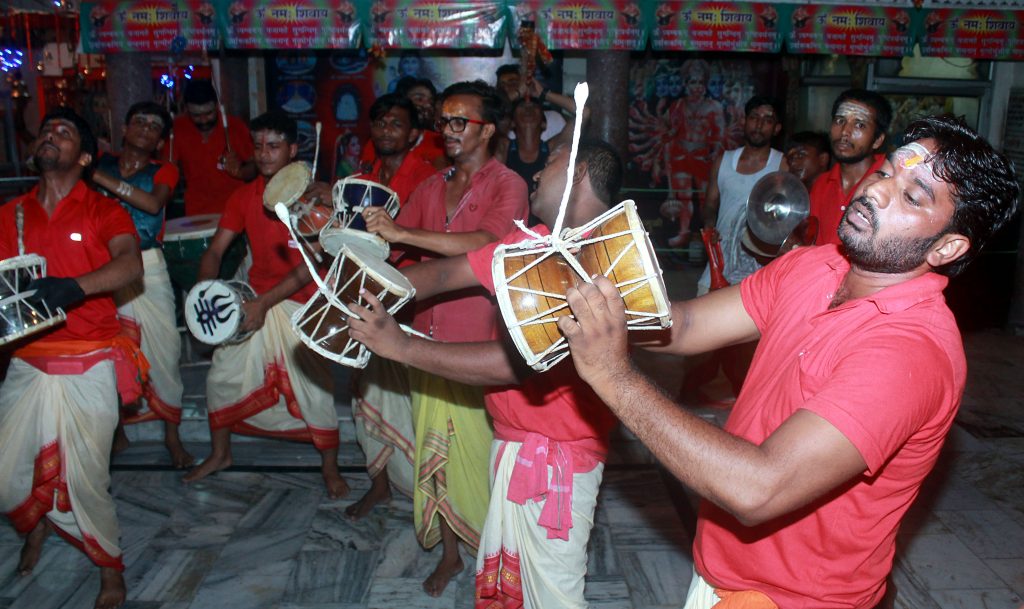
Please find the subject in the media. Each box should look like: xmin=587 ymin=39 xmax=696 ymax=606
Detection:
xmin=366 ymin=0 xmax=506 ymax=49
xmin=81 ymin=0 xmax=220 ymax=53
xmin=220 ymin=0 xmax=361 ymax=49
xmin=784 ymin=4 xmax=915 ymax=57
xmin=649 ymin=2 xmax=783 ymax=53
xmin=507 ymin=0 xmax=647 ymax=51
xmin=919 ymin=9 xmax=1024 ymax=60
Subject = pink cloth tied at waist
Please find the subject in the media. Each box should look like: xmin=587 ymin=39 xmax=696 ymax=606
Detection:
xmin=504 ymin=432 xmax=579 ymax=541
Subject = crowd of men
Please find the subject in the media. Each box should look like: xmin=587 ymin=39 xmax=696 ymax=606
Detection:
xmin=0 ymin=64 xmax=1019 ymax=609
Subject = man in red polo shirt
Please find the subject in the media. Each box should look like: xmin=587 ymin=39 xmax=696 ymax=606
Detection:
xmin=345 ymin=93 xmax=435 ymax=521
xmin=172 ymin=79 xmax=256 ymax=216
xmin=0 ymin=108 xmax=144 ymax=609
xmin=559 ymin=116 xmax=1020 ymax=609
xmin=809 ymin=89 xmax=891 ymax=247
xmin=183 ymin=112 xmax=345 ymax=498
xmin=363 ymin=79 xmax=528 ymax=597
xmin=350 ymin=139 xmax=622 ymax=608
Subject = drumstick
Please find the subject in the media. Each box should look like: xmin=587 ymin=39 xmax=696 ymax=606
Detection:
xmin=550 ymin=82 xmax=589 ymax=239
xmin=275 ymin=203 xmax=334 ymax=290
xmin=220 ymin=104 xmax=231 ymax=153
xmin=15 ymin=202 xmax=25 ymax=256
xmin=312 ymin=121 xmax=322 ymax=179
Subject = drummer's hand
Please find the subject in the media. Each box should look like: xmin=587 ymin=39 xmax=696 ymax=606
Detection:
xmin=363 ymin=208 xmax=404 ymax=243
xmin=222 ymin=149 xmax=243 ymax=178
xmin=556 ymin=276 xmax=631 ymax=388
xmin=348 ymin=290 xmax=408 ymax=361
xmin=240 ymin=297 xmax=269 ymax=332
xmin=304 ymin=181 xmax=332 ymax=205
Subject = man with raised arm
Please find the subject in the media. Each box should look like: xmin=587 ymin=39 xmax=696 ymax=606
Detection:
xmin=183 ymin=112 xmax=346 ymax=499
xmin=351 ymin=139 xmax=622 ymax=608
xmin=0 ymin=108 xmax=144 ymax=609
xmin=558 ymin=116 xmax=1020 ymax=609
xmin=362 ymin=80 xmax=528 ymax=597
xmin=91 ymin=101 xmax=191 ymax=468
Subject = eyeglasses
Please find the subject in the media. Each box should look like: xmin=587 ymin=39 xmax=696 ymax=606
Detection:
xmin=434 ymin=115 xmax=487 ymax=133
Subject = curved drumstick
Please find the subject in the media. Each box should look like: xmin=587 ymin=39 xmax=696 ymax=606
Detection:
xmin=550 ymin=82 xmax=589 ymax=239
xmin=312 ymin=121 xmax=322 ymax=178
xmin=219 ymin=104 xmax=231 ymax=153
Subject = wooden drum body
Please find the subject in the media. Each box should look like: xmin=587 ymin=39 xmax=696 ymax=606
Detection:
xmin=492 ymin=200 xmax=671 ymax=371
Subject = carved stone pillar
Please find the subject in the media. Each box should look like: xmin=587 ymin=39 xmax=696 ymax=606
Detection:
xmin=105 ymin=53 xmax=151 ymax=150
xmin=584 ymin=50 xmax=630 ymax=159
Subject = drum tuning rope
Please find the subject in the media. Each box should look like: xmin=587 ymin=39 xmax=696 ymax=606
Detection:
xmin=550 ymin=82 xmax=589 ymax=240
xmin=275 ymin=203 xmax=345 ymax=310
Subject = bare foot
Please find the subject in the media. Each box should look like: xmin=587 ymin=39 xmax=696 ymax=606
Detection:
xmin=344 ymin=475 xmax=391 ymax=520
xmin=95 ymin=567 xmax=126 ymax=609
xmin=422 ymin=553 xmax=463 ymax=597
xmin=321 ymin=465 xmax=350 ymax=500
xmin=111 ymin=423 xmax=130 ymax=455
xmin=165 ymin=438 xmax=195 ymax=469
xmin=17 ymin=519 xmax=50 ymax=575
xmin=183 ymin=452 xmax=231 ymax=483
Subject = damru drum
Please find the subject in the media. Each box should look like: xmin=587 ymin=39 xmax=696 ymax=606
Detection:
xmin=184 ymin=279 xmax=257 ymax=346
xmin=492 ymin=200 xmax=672 ymax=372
xmin=0 ymin=254 xmax=67 ymax=347
xmin=291 ymin=243 xmax=414 ymax=368
xmin=318 ymin=177 xmax=399 ymax=260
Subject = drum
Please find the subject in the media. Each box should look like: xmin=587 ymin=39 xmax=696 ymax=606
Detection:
xmin=163 ymin=214 xmax=246 ymax=292
xmin=317 ymin=177 xmax=400 ymax=259
xmin=492 ymin=200 xmax=671 ymax=371
xmin=263 ymin=161 xmax=332 ymax=237
xmin=184 ymin=279 xmax=257 ymax=346
xmin=0 ymin=254 xmax=67 ymax=347
xmin=291 ymin=243 xmax=414 ymax=368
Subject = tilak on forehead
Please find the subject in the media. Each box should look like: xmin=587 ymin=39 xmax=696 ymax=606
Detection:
xmin=835 ymin=101 xmax=874 ymax=123
xmin=254 ymin=130 xmax=288 ymax=143
xmin=893 ymin=141 xmax=932 ymax=170
xmin=134 ymin=113 xmax=165 ymax=128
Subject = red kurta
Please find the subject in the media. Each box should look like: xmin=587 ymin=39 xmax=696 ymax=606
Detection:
xmin=808 ymin=154 xmax=885 ymax=247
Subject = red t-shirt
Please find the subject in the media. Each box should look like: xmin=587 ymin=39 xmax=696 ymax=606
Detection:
xmin=218 ymin=177 xmax=316 ymax=303
xmin=809 ymin=154 xmax=885 ymax=247
xmin=361 ymin=129 xmax=447 ymax=173
xmin=694 ymin=245 xmax=965 ymax=609
xmin=0 ymin=181 xmax=138 ymax=342
xmin=396 ymin=157 xmax=528 ymax=342
xmin=355 ymin=152 xmax=436 ymax=208
xmin=467 ymin=227 xmax=618 ymax=464
xmin=171 ymin=113 xmax=254 ymax=216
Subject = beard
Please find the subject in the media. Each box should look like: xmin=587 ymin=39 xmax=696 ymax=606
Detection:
xmin=832 ymin=141 xmax=873 ymax=165
xmin=839 ymin=197 xmax=945 ymax=274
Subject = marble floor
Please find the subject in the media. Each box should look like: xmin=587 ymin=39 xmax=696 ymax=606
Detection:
xmin=2 ymin=273 xmax=1023 ymax=608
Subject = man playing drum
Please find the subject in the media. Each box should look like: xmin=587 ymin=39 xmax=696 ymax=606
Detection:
xmin=363 ymin=80 xmax=528 ymax=597
xmin=183 ymin=111 xmax=347 ymax=499
xmin=0 ymin=108 xmax=145 ymax=609
xmin=556 ymin=116 xmax=1019 ymax=609
xmin=171 ymin=79 xmax=256 ymax=216
xmin=350 ymin=139 xmax=622 ymax=608
xmin=91 ymin=101 xmax=191 ymax=468
xmin=344 ymin=93 xmax=435 ymax=521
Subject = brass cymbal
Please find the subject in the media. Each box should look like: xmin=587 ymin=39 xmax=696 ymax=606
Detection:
xmin=746 ymin=171 xmax=810 ymax=246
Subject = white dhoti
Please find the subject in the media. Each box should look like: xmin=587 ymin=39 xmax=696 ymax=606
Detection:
xmin=206 ymin=299 xmax=338 ymax=449
xmin=116 ymin=248 xmax=184 ymax=423
xmin=352 ymin=355 xmax=415 ymax=497
xmin=475 ymin=438 xmax=603 ymax=609
xmin=0 ymin=358 xmax=123 ymax=569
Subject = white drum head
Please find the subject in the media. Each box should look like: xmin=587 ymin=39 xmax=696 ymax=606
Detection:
xmin=341 ymin=245 xmax=413 ymax=298
xmin=164 ymin=214 xmax=220 ymax=241
xmin=331 ymin=177 xmax=400 ymax=229
xmin=185 ymin=279 xmax=248 ymax=345
xmin=264 ymin=161 xmax=312 ymax=211
xmin=320 ymin=228 xmax=390 ymax=260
